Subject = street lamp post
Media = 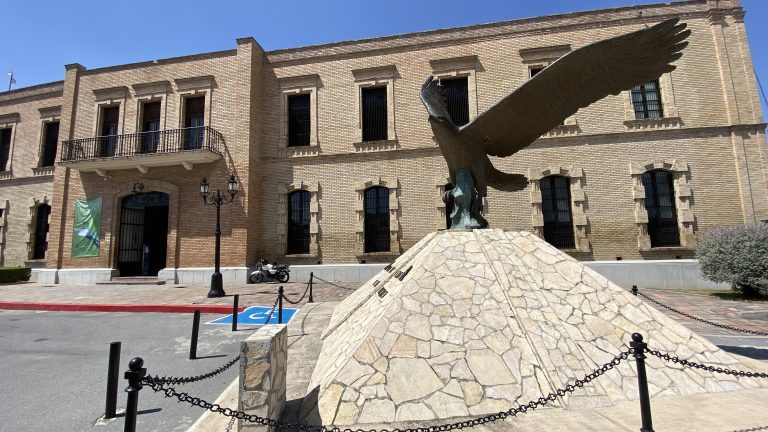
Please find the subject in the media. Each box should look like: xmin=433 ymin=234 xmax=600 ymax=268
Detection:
xmin=200 ymin=175 xmax=239 ymax=298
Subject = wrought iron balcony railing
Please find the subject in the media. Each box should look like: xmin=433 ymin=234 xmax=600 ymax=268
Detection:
xmin=61 ymin=126 xmax=224 ymax=162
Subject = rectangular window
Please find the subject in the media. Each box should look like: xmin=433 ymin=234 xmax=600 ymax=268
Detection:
xmin=0 ymin=128 xmax=11 ymax=171
xmin=99 ymin=106 xmax=120 ymax=157
xmin=140 ymin=101 xmax=161 ymax=153
xmin=184 ymin=97 xmax=205 ymax=149
xmin=287 ymin=191 xmax=311 ymax=254
xmin=540 ymin=176 xmax=575 ymax=249
xmin=32 ymin=204 xmax=51 ymax=260
xmin=364 ymin=187 xmax=390 ymax=253
xmin=529 ymin=67 xmax=544 ymax=78
xmin=632 ymin=80 xmax=663 ymax=119
xmin=41 ymin=121 xmax=59 ymax=166
xmin=441 ymin=77 xmax=469 ymax=127
xmin=362 ymin=87 xmax=388 ymax=142
xmin=287 ymin=94 xmax=311 ymax=147
xmin=643 ymin=170 xmax=680 ymax=247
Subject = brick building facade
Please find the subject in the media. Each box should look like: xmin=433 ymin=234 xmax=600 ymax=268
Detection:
xmin=0 ymin=0 xmax=765 ymax=284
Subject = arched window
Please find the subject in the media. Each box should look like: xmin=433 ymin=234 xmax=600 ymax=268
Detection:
xmin=364 ymin=186 xmax=390 ymax=252
xmin=540 ymin=175 xmax=575 ymax=249
xmin=642 ymin=170 xmax=680 ymax=247
xmin=32 ymin=203 xmax=51 ymax=259
xmin=287 ymin=190 xmax=311 ymax=254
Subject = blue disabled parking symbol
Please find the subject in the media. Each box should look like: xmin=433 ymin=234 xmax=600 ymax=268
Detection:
xmin=206 ymin=305 xmax=297 ymax=325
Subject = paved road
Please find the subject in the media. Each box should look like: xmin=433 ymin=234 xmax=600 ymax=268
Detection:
xmin=0 ymin=309 xmax=260 ymax=432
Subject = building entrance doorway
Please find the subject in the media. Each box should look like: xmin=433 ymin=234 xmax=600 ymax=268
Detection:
xmin=117 ymin=192 xmax=169 ymax=276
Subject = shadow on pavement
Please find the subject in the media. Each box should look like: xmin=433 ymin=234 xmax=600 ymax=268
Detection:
xmin=718 ymin=345 xmax=768 ymax=360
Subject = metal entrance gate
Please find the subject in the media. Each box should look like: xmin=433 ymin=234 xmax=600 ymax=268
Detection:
xmin=117 ymin=192 xmax=169 ymax=276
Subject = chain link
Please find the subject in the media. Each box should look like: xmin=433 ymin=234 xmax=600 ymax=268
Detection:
xmin=645 ymin=347 xmax=768 ymax=378
xmin=730 ymin=426 xmax=768 ymax=432
xmin=312 ymin=275 xmax=356 ymax=291
xmin=144 ymin=354 xmax=241 ymax=386
xmin=283 ymin=282 xmax=311 ymax=305
xmin=141 ymin=348 xmax=633 ymax=431
xmin=633 ymin=289 xmax=768 ymax=336
xmin=263 ymin=294 xmax=280 ymax=324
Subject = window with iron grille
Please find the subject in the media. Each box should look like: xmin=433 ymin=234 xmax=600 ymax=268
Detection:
xmin=288 ymin=94 xmax=311 ymax=147
xmin=32 ymin=204 xmax=51 ymax=259
xmin=642 ymin=170 xmax=680 ymax=247
xmin=540 ymin=175 xmax=575 ymax=249
xmin=0 ymin=128 xmax=12 ymax=171
xmin=287 ymin=190 xmax=311 ymax=254
xmin=441 ymin=77 xmax=469 ymax=126
xmin=631 ymin=80 xmax=663 ymax=119
xmin=41 ymin=121 xmax=59 ymax=167
xmin=362 ymin=87 xmax=387 ymax=142
xmin=364 ymin=186 xmax=390 ymax=252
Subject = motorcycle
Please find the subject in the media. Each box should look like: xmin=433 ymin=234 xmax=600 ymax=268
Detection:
xmin=249 ymin=259 xmax=290 ymax=283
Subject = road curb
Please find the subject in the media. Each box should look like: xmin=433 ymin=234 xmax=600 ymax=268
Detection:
xmin=0 ymin=302 xmax=245 ymax=314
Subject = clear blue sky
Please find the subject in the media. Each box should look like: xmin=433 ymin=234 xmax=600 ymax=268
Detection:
xmin=2 ymin=0 xmax=766 ymax=116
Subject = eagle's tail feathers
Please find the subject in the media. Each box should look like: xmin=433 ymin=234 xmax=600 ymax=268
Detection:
xmin=487 ymin=167 xmax=528 ymax=192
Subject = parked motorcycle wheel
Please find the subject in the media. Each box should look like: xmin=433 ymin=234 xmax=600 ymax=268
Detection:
xmin=277 ymin=271 xmax=290 ymax=283
xmin=249 ymin=272 xmax=264 ymax=284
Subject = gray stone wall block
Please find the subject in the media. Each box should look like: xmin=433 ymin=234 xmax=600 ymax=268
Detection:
xmin=239 ymin=324 xmax=288 ymax=432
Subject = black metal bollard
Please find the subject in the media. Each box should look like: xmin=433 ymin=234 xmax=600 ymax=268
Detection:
xmin=308 ymin=272 xmax=314 ymax=303
xmin=632 ymin=285 xmax=639 ymax=296
xmin=232 ymin=294 xmax=239 ymax=332
xmin=190 ymin=309 xmax=200 ymax=360
xmin=278 ymin=286 xmax=284 ymax=324
xmin=123 ymin=357 xmax=146 ymax=432
xmin=630 ymin=333 xmax=654 ymax=432
xmin=104 ymin=341 xmax=121 ymax=419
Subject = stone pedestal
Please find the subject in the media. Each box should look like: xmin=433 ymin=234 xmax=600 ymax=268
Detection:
xmin=304 ymin=230 xmax=764 ymax=425
xmin=239 ymin=325 xmax=287 ymax=431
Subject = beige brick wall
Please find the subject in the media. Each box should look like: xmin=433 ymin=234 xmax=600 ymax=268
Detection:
xmin=2 ymin=0 xmax=766 ymax=271
xmin=0 ymin=83 xmax=62 ymax=266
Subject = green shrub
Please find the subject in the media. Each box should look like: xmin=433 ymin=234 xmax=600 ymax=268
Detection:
xmin=0 ymin=267 xmax=32 ymax=283
xmin=696 ymin=224 xmax=768 ymax=298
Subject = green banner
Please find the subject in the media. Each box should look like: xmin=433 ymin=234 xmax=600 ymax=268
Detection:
xmin=72 ymin=197 xmax=102 ymax=257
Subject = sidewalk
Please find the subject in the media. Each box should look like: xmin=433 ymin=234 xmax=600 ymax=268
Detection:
xmin=0 ymin=279 xmax=359 ymax=313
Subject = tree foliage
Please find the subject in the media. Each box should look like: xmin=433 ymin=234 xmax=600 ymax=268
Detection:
xmin=696 ymin=224 xmax=768 ymax=298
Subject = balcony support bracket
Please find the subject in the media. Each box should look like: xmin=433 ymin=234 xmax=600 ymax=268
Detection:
xmin=182 ymin=162 xmax=193 ymax=171
xmin=94 ymin=168 xmax=107 ymax=177
xmin=137 ymin=165 xmax=148 ymax=174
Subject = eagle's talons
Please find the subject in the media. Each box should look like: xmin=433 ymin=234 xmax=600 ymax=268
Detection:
xmin=447 ymin=170 xmax=488 ymax=230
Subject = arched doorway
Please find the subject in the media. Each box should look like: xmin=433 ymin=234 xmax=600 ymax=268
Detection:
xmin=117 ymin=192 xmax=169 ymax=276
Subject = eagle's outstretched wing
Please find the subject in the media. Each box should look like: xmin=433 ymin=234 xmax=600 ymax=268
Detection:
xmin=459 ymin=18 xmax=690 ymax=158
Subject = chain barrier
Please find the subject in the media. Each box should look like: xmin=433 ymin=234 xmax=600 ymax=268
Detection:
xmin=730 ymin=426 xmax=768 ymax=432
xmin=263 ymin=293 xmax=280 ymax=324
xmin=282 ymin=281 xmax=311 ymax=305
xmin=645 ymin=347 xmax=768 ymax=379
xmin=144 ymin=354 xmax=242 ymax=386
xmin=312 ymin=275 xmax=356 ymax=291
xmin=631 ymin=287 xmax=768 ymax=336
xmin=225 ymin=415 xmax=237 ymax=432
xmin=140 ymin=348 xmax=634 ymax=431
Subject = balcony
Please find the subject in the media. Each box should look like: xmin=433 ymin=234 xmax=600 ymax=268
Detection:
xmin=60 ymin=126 xmax=223 ymax=175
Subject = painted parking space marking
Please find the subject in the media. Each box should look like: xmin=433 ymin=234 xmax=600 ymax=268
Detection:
xmin=206 ymin=305 xmax=297 ymax=325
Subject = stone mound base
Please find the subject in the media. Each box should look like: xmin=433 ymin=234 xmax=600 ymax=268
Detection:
xmin=302 ymin=230 xmax=764 ymax=425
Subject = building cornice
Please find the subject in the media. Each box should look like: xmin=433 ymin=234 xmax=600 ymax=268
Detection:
xmin=265 ymin=1 xmax=739 ymax=65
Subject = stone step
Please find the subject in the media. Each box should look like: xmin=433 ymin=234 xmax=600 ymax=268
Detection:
xmin=98 ymin=277 xmax=166 ymax=285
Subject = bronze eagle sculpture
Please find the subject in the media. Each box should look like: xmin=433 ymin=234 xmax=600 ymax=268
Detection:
xmin=421 ymin=18 xmax=690 ymax=229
